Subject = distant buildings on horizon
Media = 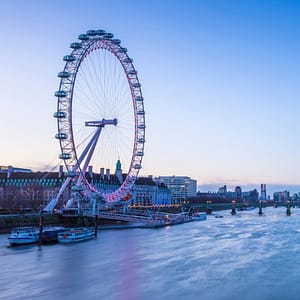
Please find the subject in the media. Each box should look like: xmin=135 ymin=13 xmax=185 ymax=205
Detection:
xmin=0 ymin=165 xmax=298 ymax=212
xmin=0 ymin=164 xmax=197 ymax=210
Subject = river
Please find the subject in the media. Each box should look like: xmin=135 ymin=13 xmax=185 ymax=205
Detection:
xmin=1 ymin=207 xmax=300 ymax=300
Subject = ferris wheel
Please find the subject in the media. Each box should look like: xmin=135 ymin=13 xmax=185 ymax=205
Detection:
xmin=47 ymin=29 xmax=145 ymax=211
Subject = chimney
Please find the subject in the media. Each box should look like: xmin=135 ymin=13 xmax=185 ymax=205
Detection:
xmin=100 ymin=168 xmax=105 ymax=180
xmin=106 ymin=168 xmax=110 ymax=180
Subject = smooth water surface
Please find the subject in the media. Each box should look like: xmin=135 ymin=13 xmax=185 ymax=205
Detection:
xmin=2 ymin=207 xmax=300 ymax=300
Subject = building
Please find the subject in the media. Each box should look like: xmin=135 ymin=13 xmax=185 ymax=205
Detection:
xmin=218 ymin=185 xmax=227 ymax=195
xmin=154 ymin=176 xmax=197 ymax=204
xmin=194 ymin=186 xmax=258 ymax=204
xmin=273 ymin=191 xmax=290 ymax=202
xmin=260 ymin=184 xmax=267 ymax=201
xmin=0 ymin=164 xmax=171 ymax=211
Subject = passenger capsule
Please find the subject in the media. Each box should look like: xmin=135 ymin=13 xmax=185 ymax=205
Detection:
xmin=55 ymin=90 xmax=68 ymax=97
xmin=58 ymin=71 xmax=71 ymax=78
xmin=136 ymin=151 xmax=144 ymax=156
xmin=135 ymin=96 xmax=143 ymax=101
xmin=96 ymin=29 xmax=106 ymax=36
xmin=53 ymin=111 xmax=66 ymax=118
xmin=123 ymin=58 xmax=133 ymax=64
xmin=137 ymin=124 xmax=146 ymax=129
xmin=137 ymin=138 xmax=145 ymax=143
xmin=70 ymin=42 xmax=82 ymax=49
xmin=137 ymin=110 xmax=145 ymax=115
xmin=63 ymin=55 xmax=76 ymax=62
xmin=112 ymin=39 xmax=121 ymax=45
xmin=128 ymin=70 xmax=137 ymax=75
xmin=103 ymin=32 xmax=114 ymax=39
xmin=87 ymin=30 xmax=97 ymax=36
xmin=133 ymin=164 xmax=142 ymax=170
xmin=132 ymin=83 xmax=141 ymax=88
xmin=59 ymin=153 xmax=71 ymax=160
xmin=55 ymin=132 xmax=68 ymax=139
xmin=78 ymin=34 xmax=89 ymax=41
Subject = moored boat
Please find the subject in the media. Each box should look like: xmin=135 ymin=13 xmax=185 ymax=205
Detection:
xmin=8 ymin=226 xmax=67 ymax=246
xmin=192 ymin=212 xmax=207 ymax=221
xmin=57 ymin=228 xmax=95 ymax=243
xmin=8 ymin=227 xmax=39 ymax=246
xmin=42 ymin=226 xmax=66 ymax=243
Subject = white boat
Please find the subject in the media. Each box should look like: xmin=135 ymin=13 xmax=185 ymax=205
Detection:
xmin=57 ymin=228 xmax=95 ymax=243
xmin=8 ymin=227 xmax=39 ymax=245
xmin=192 ymin=212 xmax=207 ymax=221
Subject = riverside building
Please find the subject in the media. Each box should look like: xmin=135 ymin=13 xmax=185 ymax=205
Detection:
xmin=154 ymin=176 xmax=197 ymax=205
xmin=0 ymin=163 xmax=171 ymax=211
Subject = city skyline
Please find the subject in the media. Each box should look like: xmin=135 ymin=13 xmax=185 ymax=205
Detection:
xmin=1 ymin=1 xmax=299 ymax=191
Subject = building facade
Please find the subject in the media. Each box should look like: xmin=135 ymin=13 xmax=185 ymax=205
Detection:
xmin=154 ymin=176 xmax=197 ymax=204
xmin=0 ymin=165 xmax=171 ymax=211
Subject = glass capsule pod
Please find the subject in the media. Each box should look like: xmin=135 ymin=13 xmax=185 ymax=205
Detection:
xmin=87 ymin=30 xmax=97 ymax=36
xmin=55 ymin=132 xmax=68 ymax=139
xmin=103 ymin=32 xmax=114 ymax=39
xmin=70 ymin=42 xmax=82 ymax=49
xmin=53 ymin=111 xmax=66 ymax=118
xmin=63 ymin=55 xmax=76 ymax=62
xmin=78 ymin=34 xmax=89 ymax=41
xmin=58 ymin=71 xmax=71 ymax=78
xmin=59 ymin=153 xmax=71 ymax=160
xmin=55 ymin=90 xmax=68 ymax=97
xmin=135 ymin=96 xmax=143 ymax=101
xmin=96 ymin=29 xmax=106 ymax=36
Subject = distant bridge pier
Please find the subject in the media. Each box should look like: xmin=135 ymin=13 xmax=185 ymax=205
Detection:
xmin=231 ymin=201 xmax=236 ymax=215
xmin=258 ymin=201 xmax=263 ymax=215
xmin=286 ymin=201 xmax=291 ymax=216
xmin=206 ymin=201 xmax=212 ymax=214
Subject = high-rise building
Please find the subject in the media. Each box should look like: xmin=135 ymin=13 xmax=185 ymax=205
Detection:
xmin=154 ymin=176 xmax=197 ymax=204
xmin=260 ymin=184 xmax=267 ymax=200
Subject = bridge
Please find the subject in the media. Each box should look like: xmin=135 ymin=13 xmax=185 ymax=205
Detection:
xmin=182 ymin=200 xmax=296 ymax=216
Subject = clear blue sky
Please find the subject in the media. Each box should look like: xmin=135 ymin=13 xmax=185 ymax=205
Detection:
xmin=0 ymin=0 xmax=299 ymax=193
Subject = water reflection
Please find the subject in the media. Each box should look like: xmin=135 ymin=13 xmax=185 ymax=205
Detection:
xmin=2 ymin=207 xmax=300 ymax=299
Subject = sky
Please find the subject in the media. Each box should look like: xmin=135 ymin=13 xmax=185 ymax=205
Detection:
xmin=0 ymin=0 xmax=299 ymax=194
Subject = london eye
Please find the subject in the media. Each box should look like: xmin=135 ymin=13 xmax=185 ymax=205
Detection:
xmin=46 ymin=30 xmax=145 ymax=212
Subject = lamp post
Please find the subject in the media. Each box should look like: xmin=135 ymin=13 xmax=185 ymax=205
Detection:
xmin=231 ymin=200 xmax=236 ymax=215
xmin=206 ymin=200 xmax=212 ymax=214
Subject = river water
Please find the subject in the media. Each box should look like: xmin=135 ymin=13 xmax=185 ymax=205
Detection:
xmin=1 ymin=207 xmax=300 ymax=300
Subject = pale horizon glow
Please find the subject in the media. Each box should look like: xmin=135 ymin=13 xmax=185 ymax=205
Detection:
xmin=0 ymin=1 xmax=299 ymax=193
